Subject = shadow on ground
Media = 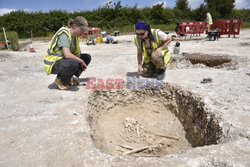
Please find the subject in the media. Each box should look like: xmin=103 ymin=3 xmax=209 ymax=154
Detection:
xmin=48 ymin=82 xmax=79 ymax=91
xmin=126 ymin=72 xmax=140 ymax=78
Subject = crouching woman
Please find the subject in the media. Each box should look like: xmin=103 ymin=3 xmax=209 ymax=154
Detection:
xmin=135 ymin=21 xmax=172 ymax=80
xmin=44 ymin=16 xmax=91 ymax=90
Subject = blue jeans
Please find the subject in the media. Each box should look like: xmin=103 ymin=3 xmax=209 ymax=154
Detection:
xmin=51 ymin=54 xmax=91 ymax=84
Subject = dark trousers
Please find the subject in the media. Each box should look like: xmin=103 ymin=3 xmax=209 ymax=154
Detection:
xmin=51 ymin=54 xmax=91 ymax=84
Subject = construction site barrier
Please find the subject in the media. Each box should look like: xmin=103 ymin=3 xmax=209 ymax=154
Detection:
xmin=196 ymin=21 xmax=206 ymax=34
xmin=0 ymin=41 xmax=5 ymax=48
xmin=225 ymin=19 xmax=244 ymax=36
xmin=210 ymin=20 xmax=226 ymax=35
xmin=0 ymin=41 xmax=12 ymax=48
xmin=82 ymin=27 xmax=101 ymax=39
xmin=208 ymin=19 xmax=244 ymax=36
xmin=175 ymin=21 xmax=206 ymax=36
xmin=176 ymin=19 xmax=244 ymax=37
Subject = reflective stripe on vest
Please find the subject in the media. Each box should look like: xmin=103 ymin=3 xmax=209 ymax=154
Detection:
xmin=134 ymin=29 xmax=160 ymax=52
xmin=209 ymin=20 xmax=213 ymax=25
xmin=134 ymin=29 xmax=170 ymax=64
xmin=44 ymin=26 xmax=80 ymax=74
xmin=163 ymin=49 xmax=170 ymax=64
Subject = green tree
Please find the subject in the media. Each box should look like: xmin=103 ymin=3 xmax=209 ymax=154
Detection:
xmin=231 ymin=9 xmax=250 ymax=21
xmin=175 ymin=0 xmax=190 ymax=11
xmin=127 ymin=5 xmax=142 ymax=24
xmin=205 ymin=0 xmax=235 ymax=18
xmin=192 ymin=3 xmax=207 ymax=21
xmin=163 ymin=8 xmax=175 ymax=24
xmin=1 ymin=2 xmax=249 ymax=38
xmin=173 ymin=0 xmax=191 ymax=21
xmin=150 ymin=3 xmax=165 ymax=24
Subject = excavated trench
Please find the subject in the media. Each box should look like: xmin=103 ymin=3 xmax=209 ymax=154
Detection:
xmin=87 ymin=82 xmax=222 ymax=157
xmin=168 ymin=53 xmax=237 ymax=70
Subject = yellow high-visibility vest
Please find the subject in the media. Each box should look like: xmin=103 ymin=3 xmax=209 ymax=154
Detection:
xmin=207 ymin=13 xmax=213 ymax=25
xmin=134 ymin=29 xmax=170 ymax=64
xmin=44 ymin=26 xmax=81 ymax=74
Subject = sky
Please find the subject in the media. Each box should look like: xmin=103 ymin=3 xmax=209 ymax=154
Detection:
xmin=0 ymin=0 xmax=250 ymax=16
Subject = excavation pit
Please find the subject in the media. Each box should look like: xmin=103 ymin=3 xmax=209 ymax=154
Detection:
xmin=87 ymin=83 xmax=222 ymax=157
xmin=184 ymin=53 xmax=232 ymax=67
xmin=240 ymin=42 xmax=250 ymax=46
xmin=168 ymin=53 xmax=237 ymax=70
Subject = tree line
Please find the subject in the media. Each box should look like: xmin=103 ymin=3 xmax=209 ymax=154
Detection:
xmin=0 ymin=0 xmax=249 ymax=38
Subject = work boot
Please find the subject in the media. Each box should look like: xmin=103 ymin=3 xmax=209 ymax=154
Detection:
xmin=157 ymin=69 xmax=165 ymax=80
xmin=55 ymin=77 xmax=71 ymax=90
xmin=70 ymin=77 xmax=80 ymax=85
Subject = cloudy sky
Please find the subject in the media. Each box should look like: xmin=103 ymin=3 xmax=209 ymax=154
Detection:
xmin=0 ymin=0 xmax=249 ymax=16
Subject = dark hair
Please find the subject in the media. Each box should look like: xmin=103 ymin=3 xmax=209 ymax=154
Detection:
xmin=144 ymin=22 xmax=151 ymax=30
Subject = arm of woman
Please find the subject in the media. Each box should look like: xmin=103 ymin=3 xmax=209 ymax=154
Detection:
xmin=62 ymin=47 xmax=87 ymax=71
xmin=156 ymin=32 xmax=172 ymax=55
xmin=137 ymin=48 xmax=143 ymax=74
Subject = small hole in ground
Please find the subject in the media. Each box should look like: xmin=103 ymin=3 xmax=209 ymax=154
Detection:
xmin=87 ymin=83 xmax=222 ymax=157
xmin=239 ymin=42 xmax=250 ymax=46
